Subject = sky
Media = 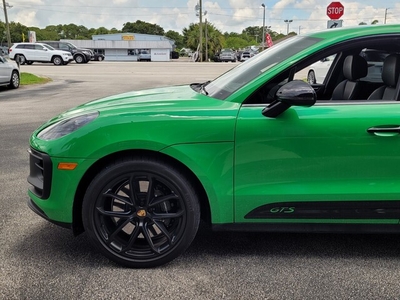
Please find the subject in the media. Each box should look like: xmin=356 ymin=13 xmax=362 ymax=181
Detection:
xmin=4 ymin=0 xmax=400 ymax=36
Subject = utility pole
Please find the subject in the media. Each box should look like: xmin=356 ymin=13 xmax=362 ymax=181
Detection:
xmin=384 ymin=8 xmax=388 ymax=24
xmin=2 ymin=0 xmax=12 ymax=48
xmin=199 ymin=0 xmax=203 ymax=62
xmin=205 ymin=17 xmax=208 ymax=62
xmin=261 ymin=4 xmax=265 ymax=50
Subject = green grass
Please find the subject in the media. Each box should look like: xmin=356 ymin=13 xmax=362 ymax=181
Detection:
xmin=20 ymin=72 xmax=52 ymax=85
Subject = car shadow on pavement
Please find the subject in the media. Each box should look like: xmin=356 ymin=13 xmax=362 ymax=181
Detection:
xmin=12 ymin=220 xmax=400 ymax=270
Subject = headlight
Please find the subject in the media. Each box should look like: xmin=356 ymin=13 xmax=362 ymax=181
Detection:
xmin=37 ymin=112 xmax=99 ymax=140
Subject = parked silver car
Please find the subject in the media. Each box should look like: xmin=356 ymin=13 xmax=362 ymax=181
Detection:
xmin=0 ymin=55 xmax=19 ymax=89
xmin=219 ymin=49 xmax=237 ymax=62
xmin=137 ymin=50 xmax=151 ymax=62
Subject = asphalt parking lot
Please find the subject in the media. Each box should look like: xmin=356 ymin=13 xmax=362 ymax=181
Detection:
xmin=2 ymin=60 xmax=400 ymax=299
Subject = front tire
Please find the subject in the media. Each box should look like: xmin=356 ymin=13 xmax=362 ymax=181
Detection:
xmin=82 ymin=157 xmax=200 ymax=268
xmin=75 ymin=54 xmax=85 ymax=64
xmin=52 ymin=56 xmax=63 ymax=66
xmin=9 ymin=70 xmax=19 ymax=89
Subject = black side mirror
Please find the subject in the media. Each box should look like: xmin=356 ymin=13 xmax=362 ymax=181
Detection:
xmin=262 ymin=80 xmax=316 ymax=118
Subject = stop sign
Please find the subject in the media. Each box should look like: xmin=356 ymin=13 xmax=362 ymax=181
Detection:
xmin=327 ymin=2 xmax=344 ymax=20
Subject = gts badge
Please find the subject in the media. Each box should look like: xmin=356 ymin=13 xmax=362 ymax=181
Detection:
xmin=270 ymin=207 xmax=295 ymax=214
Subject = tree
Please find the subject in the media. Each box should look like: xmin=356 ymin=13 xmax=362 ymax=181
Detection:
xmin=9 ymin=22 xmax=29 ymax=43
xmin=242 ymin=26 xmax=263 ymax=42
xmin=183 ymin=22 xmax=224 ymax=60
xmin=30 ymin=27 xmax=59 ymax=41
xmin=122 ymin=20 xmax=164 ymax=35
xmin=165 ymin=30 xmax=184 ymax=49
xmin=225 ymin=36 xmax=251 ymax=49
xmin=110 ymin=28 xmax=120 ymax=34
xmin=95 ymin=27 xmax=111 ymax=35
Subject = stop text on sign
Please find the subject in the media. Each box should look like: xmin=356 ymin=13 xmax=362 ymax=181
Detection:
xmin=327 ymin=2 xmax=344 ymax=20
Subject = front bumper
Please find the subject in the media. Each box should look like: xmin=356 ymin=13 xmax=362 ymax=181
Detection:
xmin=28 ymin=198 xmax=72 ymax=229
xmin=27 ymin=147 xmax=94 ymax=224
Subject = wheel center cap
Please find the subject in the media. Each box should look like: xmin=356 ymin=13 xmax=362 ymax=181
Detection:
xmin=137 ymin=209 xmax=146 ymax=217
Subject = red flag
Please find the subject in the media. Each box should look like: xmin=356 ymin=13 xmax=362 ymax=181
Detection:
xmin=266 ymin=33 xmax=273 ymax=47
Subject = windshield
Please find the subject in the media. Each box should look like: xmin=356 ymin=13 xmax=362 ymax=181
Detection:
xmin=43 ymin=44 xmax=55 ymax=51
xmin=205 ymin=36 xmax=322 ymax=100
xmin=67 ymin=42 xmax=77 ymax=49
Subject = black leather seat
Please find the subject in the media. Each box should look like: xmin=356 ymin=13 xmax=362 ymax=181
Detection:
xmin=331 ymin=55 xmax=368 ymax=100
xmin=368 ymin=54 xmax=400 ymax=100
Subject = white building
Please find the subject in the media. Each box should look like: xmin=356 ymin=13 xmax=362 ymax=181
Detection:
xmin=62 ymin=33 xmax=175 ymax=62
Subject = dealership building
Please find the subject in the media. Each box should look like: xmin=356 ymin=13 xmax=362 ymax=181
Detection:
xmin=62 ymin=33 xmax=175 ymax=62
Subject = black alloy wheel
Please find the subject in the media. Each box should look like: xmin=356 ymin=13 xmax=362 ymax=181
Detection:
xmin=82 ymin=158 xmax=200 ymax=268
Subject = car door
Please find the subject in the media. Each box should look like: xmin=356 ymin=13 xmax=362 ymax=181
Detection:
xmin=234 ymin=101 xmax=400 ymax=225
xmin=0 ymin=56 xmax=9 ymax=83
xmin=34 ymin=44 xmax=49 ymax=61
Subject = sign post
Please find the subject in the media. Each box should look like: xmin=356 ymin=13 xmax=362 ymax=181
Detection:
xmin=327 ymin=2 xmax=344 ymax=29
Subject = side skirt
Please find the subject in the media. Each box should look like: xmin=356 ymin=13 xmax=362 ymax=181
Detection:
xmin=212 ymin=223 xmax=400 ymax=234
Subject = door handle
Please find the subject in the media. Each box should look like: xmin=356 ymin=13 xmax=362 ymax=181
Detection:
xmin=367 ymin=126 xmax=400 ymax=136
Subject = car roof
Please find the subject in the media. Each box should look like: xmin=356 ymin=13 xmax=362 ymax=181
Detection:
xmin=307 ymin=24 xmax=400 ymax=41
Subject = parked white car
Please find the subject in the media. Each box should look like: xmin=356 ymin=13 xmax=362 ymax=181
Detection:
xmin=307 ymin=55 xmax=336 ymax=84
xmin=0 ymin=55 xmax=19 ymax=89
xmin=8 ymin=42 xmax=73 ymax=66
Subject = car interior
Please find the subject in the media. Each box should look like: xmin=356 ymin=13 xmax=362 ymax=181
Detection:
xmin=245 ymin=35 xmax=400 ymax=105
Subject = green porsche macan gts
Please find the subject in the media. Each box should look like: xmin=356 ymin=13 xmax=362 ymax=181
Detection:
xmin=28 ymin=25 xmax=400 ymax=268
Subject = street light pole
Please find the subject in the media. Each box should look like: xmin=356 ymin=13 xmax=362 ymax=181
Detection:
xmin=261 ymin=4 xmax=265 ymax=50
xmin=284 ymin=19 xmax=293 ymax=35
xmin=2 ymin=0 xmax=12 ymax=49
xmin=205 ymin=17 xmax=208 ymax=62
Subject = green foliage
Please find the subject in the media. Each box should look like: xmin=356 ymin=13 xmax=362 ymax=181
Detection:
xmin=182 ymin=22 xmax=225 ymax=60
xmin=165 ymin=30 xmax=184 ymax=48
xmin=9 ymin=22 xmax=29 ymax=43
xmin=122 ymin=20 xmax=164 ymax=35
xmin=225 ymin=36 xmax=251 ymax=49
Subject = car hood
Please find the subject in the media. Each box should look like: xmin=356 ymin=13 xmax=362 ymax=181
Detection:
xmin=52 ymin=49 xmax=72 ymax=55
xmin=32 ymin=84 xmax=240 ymax=157
xmin=41 ymin=84 xmax=239 ymax=126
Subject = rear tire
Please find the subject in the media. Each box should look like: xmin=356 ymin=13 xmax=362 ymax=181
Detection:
xmin=15 ymin=54 xmax=26 ymax=65
xmin=307 ymin=70 xmax=316 ymax=84
xmin=82 ymin=157 xmax=200 ymax=268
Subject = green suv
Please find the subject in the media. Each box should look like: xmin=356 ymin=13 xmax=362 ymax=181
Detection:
xmin=28 ymin=25 xmax=400 ymax=268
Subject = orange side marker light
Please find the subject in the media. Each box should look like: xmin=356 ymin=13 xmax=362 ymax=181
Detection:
xmin=58 ymin=162 xmax=78 ymax=170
